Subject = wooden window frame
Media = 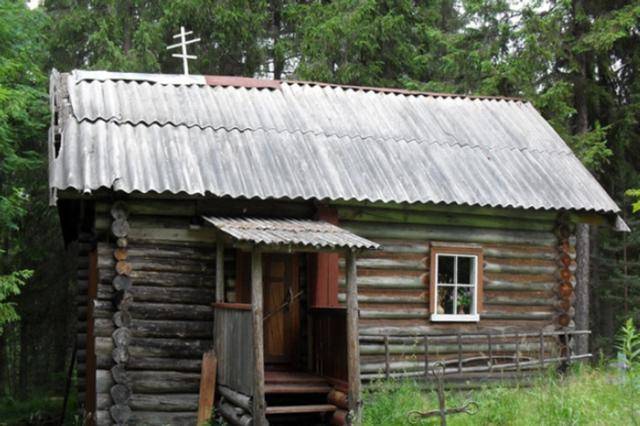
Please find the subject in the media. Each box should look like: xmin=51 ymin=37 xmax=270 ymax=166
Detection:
xmin=429 ymin=244 xmax=483 ymax=323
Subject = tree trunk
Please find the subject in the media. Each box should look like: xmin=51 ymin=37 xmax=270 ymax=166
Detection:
xmin=270 ymin=0 xmax=284 ymax=79
xmin=122 ymin=1 xmax=133 ymax=54
xmin=0 ymin=331 xmax=6 ymax=396
xmin=575 ymin=223 xmax=590 ymax=354
xmin=19 ymin=319 xmax=29 ymax=397
xmin=571 ymin=0 xmax=591 ymax=356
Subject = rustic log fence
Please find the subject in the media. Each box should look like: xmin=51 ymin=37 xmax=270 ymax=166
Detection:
xmin=360 ymin=329 xmax=590 ymax=383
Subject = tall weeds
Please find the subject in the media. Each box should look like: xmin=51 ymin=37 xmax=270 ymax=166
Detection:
xmin=362 ymin=366 xmax=640 ymax=425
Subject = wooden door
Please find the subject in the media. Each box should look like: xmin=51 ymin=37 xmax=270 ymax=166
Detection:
xmin=262 ymin=254 xmax=300 ymax=365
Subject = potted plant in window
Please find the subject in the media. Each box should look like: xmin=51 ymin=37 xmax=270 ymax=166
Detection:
xmin=458 ymin=293 xmax=471 ymax=314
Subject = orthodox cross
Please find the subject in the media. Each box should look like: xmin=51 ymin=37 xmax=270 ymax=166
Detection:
xmin=167 ymin=26 xmax=201 ymax=75
xmin=408 ymin=362 xmax=478 ymax=426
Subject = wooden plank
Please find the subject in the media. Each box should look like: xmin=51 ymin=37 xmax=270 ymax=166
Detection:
xmin=341 ymin=221 xmax=557 ymax=246
xmin=266 ymin=404 xmax=337 ymax=415
xmin=214 ymin=308 xmax=253 ymax=394
xmin=86 ymin=247 xmax=98 ymax=425
xmin=251 ymin=248 xmax=267 ymax=426
xmin=216 ymin=234 xmax=225 ymax=302
xmin=265 ymin=371 xmax=328 ymax=384
xmin=212 ymin=303 xmax=251 ymax=310
xmin=336 ymin=205 xmax=555 ymax=231
xmin=197 ymin=350 xmax=217 ymax=425
xmin=330 ymin=199 xmax=557 ymax=221
xmin=310 ymin=309 xmax=348 ymax=381
xmin=345 ymin=249 xmax=361 ymax=424
xmin=264 ymin=383 xmax=332 ymax=394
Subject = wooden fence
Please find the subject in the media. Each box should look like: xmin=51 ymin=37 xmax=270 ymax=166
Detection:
xmin=311 ymin=307 xmax=348 ymax=382
xmin=359 ymin=329 xmax=591 ymax=384
xmin=214 ymin=304 xmax=254 ymax=396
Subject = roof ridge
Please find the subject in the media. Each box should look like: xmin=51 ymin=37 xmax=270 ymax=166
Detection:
xmin=67 ymin=114 xmax=570 ymax=156
xmin=71 ymin=69 xmax=527 ymax=103
xmin=284 ymin=80 xmax=527 ymax=103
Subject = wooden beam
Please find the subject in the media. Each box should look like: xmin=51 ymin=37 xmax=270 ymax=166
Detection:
xmin=251 ymin=248 xmax=267 ymax=426
xmin=215 ymin=234 xmax=225 ymax=303
xmin=197 ymin=350 xmax=217 ymax=425
xmin=86 ymin=247 xmax=98 ymax=426
xmin=345 ymin=249 xmax=361 ymax=425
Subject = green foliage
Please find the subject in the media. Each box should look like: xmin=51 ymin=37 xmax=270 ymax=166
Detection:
xmin=45 ymin=0 xmax=165 ymax=71
xmin=45 ymin=0 xmax=271 ymax=76
xmin=161 ymin=0 xmax=269 ymax=76
xmin=625 ymin=189 xmax=640 ymax=214
xmin=363 ymin=367 xmax=640 ymax=425
xmin=0 ymin=1 xmax=48 ymax=174
xmin=570 ymin=122 xmax=613 ymax=172
xmin=0 ymin=0 xmax=48 ymax=337
xmin=581 ymin=2 xmax=640 ymax=53
xmin=617 ymin=318 xmax=640 ymax=366
xmin=0 ymin=268 xmax=31 ymax=334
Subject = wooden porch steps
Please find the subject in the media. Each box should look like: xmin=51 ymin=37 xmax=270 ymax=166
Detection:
xmin=265 ymin=383 xmax=332 ymax=394
xmin=264 ymin=370 xmax=338 ymax=423
xmin=266 ymin=403 xmax=337 ymax=415
xmin=265 ymin=370 xmax=329 ymax=384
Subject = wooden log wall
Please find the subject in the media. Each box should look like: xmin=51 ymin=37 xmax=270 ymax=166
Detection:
xmin=331 ymin=201 xmax=577 ymax=381
xmin=92 ymin=201 xmax=219 ymax=425
xmin=75 ymin=195 xmax=582 ymax=419
xmin=108 ymin=203 xmax=133 ymax=424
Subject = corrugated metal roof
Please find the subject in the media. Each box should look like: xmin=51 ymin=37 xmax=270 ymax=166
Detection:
xmin=49 ymin=69 xmax=621 ymax=214
xmin=203 ymin=217 xmax=380 ymax=250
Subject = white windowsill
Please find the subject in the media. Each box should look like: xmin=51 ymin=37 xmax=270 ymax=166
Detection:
xmin=430 ymin=314 xmax=480 ymax=323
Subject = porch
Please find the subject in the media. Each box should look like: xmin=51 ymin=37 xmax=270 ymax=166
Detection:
xmin=206 ymin=217 xmax=379 ymax=426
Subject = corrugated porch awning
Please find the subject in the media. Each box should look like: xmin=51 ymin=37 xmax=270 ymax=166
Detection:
xmin=202 ymin=217 xmax=379 ymax=251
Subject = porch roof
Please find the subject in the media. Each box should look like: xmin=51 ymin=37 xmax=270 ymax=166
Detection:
xmin=202 ymin=216 xmax=379 ymax=251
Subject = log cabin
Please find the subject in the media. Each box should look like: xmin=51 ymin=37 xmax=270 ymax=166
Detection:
xmin=48 ymin=70 xmax=627 ymax=425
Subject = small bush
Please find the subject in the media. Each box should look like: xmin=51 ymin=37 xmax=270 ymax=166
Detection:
xmin=617 ymin=318 xmax=640 ymax=368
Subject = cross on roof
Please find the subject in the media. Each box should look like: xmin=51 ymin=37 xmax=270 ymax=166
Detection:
xmin=166 ymin=26 xmax=200 ymax=76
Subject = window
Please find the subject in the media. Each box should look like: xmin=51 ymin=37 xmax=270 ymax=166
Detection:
xmin=430 ymin=244 xmax=483 ymax=322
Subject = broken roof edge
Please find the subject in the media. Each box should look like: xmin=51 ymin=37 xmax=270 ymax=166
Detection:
xmin=68 ymin=69 xmax=527 ymax=103
xmin=615 ymin=215 xmax=631 ymax=233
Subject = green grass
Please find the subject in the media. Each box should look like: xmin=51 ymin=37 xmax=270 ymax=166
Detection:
xmin=362 ymin=366 xmax=640 ymax=426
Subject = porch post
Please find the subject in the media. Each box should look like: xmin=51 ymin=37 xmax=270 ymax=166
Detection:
xmin=251 ymin=248 xmax=267 ymax=426
xmin=345 ymin=249 xmax=361 ymax=424
xmin=215 ymin=234 xmax=224 ymax=303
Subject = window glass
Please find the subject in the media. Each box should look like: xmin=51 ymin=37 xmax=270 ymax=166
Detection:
xmin=438 ymin=286 xmax=455 ymax=314
xmin=457 ymin=256 xmax=473 ymax=284
xmin=437 ymin=255 xmax=455 ymax=284
xmin=434 ymin=253 xmax=479 ymax=320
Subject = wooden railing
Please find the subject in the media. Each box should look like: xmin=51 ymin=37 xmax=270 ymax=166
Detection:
xmin=310 ymin=307 xmax=348 ymax=382
xmin=359 ymin=329 xmax=591 ymax=382
xmin=214 ymin=303 xmax=254 ymax=396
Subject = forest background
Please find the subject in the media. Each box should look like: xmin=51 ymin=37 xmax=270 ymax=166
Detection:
xmin=1 ymin=0 xmax=639 ymax=403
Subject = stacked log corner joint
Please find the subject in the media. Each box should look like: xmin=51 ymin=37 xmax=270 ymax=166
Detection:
xmin=109 ymin=202 xmax=133 ymax=424
xmin=328 ymin=387 xmax=349 ymax=426
xmin=554 ymin=214 xmax=576 ymax=330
